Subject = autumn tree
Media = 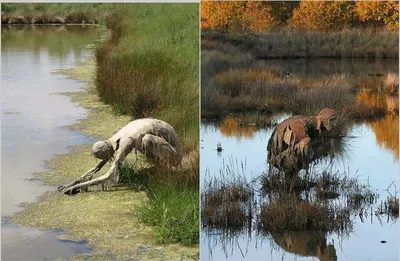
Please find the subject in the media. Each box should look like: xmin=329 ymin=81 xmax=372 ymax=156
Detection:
xmin=290 ymin=1 xmax=356 ymax=31
xmin=201 ymin=1 xmax=298 ymax=32
xmin=355 ymin=1 xmax=399 ymax=31
xmin=201 ymin=1 xmax=246 ymax=31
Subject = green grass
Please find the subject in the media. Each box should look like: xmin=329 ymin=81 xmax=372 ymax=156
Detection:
xmin=96 ymin=4 xmax=199 ymax=152
xmin=137 ymin=184 xmax=199 ymax=245
xmin=94 ymin=4 xmax=200 ymax=246
xmin=4 ymin=3 xmax=200 ymax=248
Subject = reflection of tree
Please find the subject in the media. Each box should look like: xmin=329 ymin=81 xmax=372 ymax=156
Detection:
xmin=370 ymin=113 xmax=399 ymax=160
xmin=271 ymin=231 xmax=337 ymax=261
xmin=219 ymin=116 xmax=257 ymax=138
xmin=357 ymin=90 xmax=399 ymax=160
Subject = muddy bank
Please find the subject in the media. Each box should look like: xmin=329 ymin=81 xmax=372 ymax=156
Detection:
xmin=11 ymin=59 xmax=199 ymax=260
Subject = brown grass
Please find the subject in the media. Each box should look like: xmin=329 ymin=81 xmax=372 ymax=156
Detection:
xmin=259 ymin=197 xmax=331 ymax=231
xmin=385 ymin=73 xmax=399 ymax=95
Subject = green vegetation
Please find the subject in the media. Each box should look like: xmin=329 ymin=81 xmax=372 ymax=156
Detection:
xmin=96 ymin=4 xmax=199 ymax=151
xmin=13 ymin=59 xmax=198 ymax=260
xmin=94 ymin=4 xmax=200 ymax=247
xmin=137 ymin=184 xmax=199 ymax=245
xmin=6 ymin=3 xmax=200 ymax=258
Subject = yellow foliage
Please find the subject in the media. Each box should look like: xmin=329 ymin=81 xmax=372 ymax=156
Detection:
xmin=355 ymin=1 xmax=399 ymax=31
xmin=290 ymin=1 xmax=355 ymax=31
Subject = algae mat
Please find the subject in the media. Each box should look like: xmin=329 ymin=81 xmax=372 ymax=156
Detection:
xmin=12 ymin=57 xmax=199 ymax=260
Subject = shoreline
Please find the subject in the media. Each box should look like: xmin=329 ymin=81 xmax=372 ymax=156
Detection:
xmin=11 ymin=54 xmax=199 ymax=260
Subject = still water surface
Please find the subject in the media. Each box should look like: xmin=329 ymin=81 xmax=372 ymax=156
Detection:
xmin=1 ymin=25 xmax=104 ymax=260
xmin=201 ymin=59 xmax=399 ymax=261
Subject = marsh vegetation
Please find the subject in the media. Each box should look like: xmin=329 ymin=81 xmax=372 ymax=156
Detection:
xmin=201 ymin=2 xmax=399 ymax=260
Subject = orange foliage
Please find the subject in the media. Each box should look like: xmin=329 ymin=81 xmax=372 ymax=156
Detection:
xmin=355 ymin=1 xmax=399 ymax=31
xmin=290 ymin=1 xmax=355 ymax=31
xmin=370 ymin=113 xmax=399 ymax=160
xmin=201 ymin=2 xmax=246 ymax=31
xmin=219 ymin=116 xmax=257 ymax=138
xmin=242 ymin=2 xmax=280 ymax=32
xmin=357 ymin=90 xmax=399 ymax=160
xmin=201 ymin=1 xmax=296 ymax=32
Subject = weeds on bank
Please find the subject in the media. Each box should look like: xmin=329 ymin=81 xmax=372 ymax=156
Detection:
xmin=137 ymin=184 xmax=199 ymax=245
xmin=93 ymin=4 xmax=200 ymax=245
xmin=96 ymin=4 xmax=199 ymax=152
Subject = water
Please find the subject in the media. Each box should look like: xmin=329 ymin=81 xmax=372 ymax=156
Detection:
xmin=200 ymin=59 xmax=399 ymax=261
xmin=1 ymin=25 xmax=104 ymax=260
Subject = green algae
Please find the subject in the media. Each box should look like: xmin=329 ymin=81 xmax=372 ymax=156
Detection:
xmin=11 ymin=55 xmax=199 ymax=260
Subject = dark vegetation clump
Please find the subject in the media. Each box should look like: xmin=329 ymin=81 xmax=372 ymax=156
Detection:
xmin=201 ymin=162 xmax=256 ymax=230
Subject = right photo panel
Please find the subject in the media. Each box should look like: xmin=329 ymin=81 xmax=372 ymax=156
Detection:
xmin=200 ymin=1 xmax=399 ymax=261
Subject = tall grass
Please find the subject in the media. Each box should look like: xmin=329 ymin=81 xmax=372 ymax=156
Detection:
xmin=96 ymin=4 xmax=199 ymax=152
xmin=137 ymin=184 xmax=199 ymax=245
xmin=94 ymin=4 xmax=200 ymax=245
xmin=202 ymin=28 xmax=399 ymax=59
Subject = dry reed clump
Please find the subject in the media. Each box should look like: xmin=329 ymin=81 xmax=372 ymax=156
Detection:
xmin=259 ymin=197 xmax=332 ymax=231
xmin=201 ymin=29 xmax=399 ymax=59
xmin=201 ymin=183 xmax=254 ymax=229
xmin=285 ymin=75 xmax=353 ymax=116
xmin=384 ymin=73 xmax=399 ymax=95
xmin=388 ymin=197 xmax=399 ymax=218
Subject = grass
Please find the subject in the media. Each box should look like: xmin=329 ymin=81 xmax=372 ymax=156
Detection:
xmin=201 ymin=47 xmax=394 ymax=121
xmin=11 ymin=39 xmax=198 ymax=261
xmin=201 ymin=160 xmax=256 ymax=230
xmin=201 ymin=27 xmax=398 ymax=120
xmin=89 ymin=5 xmax=201 ymax=247
xmin=137 ymin=184 xmax=199 ymax=245
xmin=202 ymin=28 xmax=399 ymax=59
xmin=96 ymin=4 xmax=199 ymax=152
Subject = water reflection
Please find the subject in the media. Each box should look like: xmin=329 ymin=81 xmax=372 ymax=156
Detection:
xmin=356 ymin=90 xmax=399 ymax=160
xmin=270 ymin=231 xmax=336 ymax=261
xmin=1 ymin=25 xmax=100 ymax=260
xmin=1 ymin=25 xmax=105 ymax=57
xmin=201 ymin=111 xmax=398 ymax=260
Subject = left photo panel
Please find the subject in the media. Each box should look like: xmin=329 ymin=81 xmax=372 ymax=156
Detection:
xmin=1 ymin=3 xmax=199 ymax=260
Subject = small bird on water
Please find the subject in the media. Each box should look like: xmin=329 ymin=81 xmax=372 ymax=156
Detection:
xmin=216 ymin=141 xmax=223 ymax=152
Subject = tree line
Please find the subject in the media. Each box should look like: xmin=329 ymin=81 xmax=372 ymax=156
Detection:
xmin=201 ymin=1 xmax=399 ymax=32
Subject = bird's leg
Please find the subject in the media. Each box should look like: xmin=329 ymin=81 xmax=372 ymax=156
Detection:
xmin=58 ymin=159 xmax=108 ymax=192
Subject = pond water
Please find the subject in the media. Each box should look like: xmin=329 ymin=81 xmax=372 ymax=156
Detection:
xmin=1 ymin=25 xmax=104 ymax=260
xmin=200 ymin=59 xmax=399 ymax=261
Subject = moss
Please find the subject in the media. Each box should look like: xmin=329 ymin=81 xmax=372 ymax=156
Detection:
xmin=12 ymin=58 xmax=199 ymax=260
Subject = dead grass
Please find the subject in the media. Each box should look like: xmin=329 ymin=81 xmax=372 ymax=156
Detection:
xmin=202 ymin=29 xmax=399 ymax=59
xmin=384 ymin=73 xmax=399 ymax=95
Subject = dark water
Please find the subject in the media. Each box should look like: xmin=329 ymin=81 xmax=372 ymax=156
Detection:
xmin=1 ymin=25 xmax=104 ymax=260
xmin=200 ymin=59 xmax=399 ymax=261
